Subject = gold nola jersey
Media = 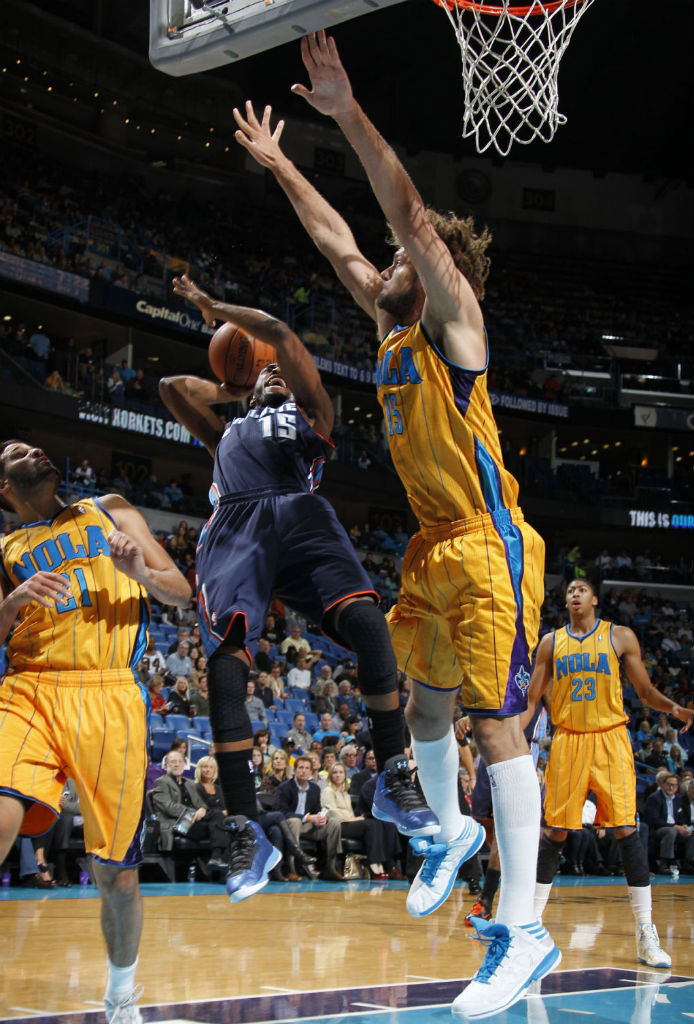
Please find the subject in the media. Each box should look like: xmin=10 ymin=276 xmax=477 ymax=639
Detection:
xmin=376 ymin=321 xmax=519 ymax=528
xmin=549 ymin=619 xmax=628 ymax=732
xmin=0 ymin=498 xmax=150 ymax=672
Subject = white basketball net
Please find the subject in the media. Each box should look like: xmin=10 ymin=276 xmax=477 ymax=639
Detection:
xmin=437 ymin=0 xmax=597 ymax=156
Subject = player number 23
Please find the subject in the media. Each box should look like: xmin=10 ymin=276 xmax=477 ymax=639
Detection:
xmin=570 ymin=676 xmax=596 ymax=702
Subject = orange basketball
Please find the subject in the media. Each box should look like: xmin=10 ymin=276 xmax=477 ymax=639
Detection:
xmin=208 ymin=323 xmax=276 ymax=399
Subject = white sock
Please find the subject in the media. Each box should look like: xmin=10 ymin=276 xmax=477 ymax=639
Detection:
xmin=534 ymin=882 xmax=553 ymax=921
xmin=411 ymin=729 xmax=473 ymax=842
xmin=629 ymin=884 xmax=652 ymax=928
xmin=105 ymin=957 xmax=137 ymax=1004
xmin=487 ymin=754 xmax=541 ymax=926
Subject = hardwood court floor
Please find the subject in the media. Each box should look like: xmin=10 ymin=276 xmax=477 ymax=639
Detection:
xmin=0 ymin=877 xmax=691 ymax=1020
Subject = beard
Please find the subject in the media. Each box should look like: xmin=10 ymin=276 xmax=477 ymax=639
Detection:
xmin=376 ymin=286 xmax=418 ymax=323
xmin=9 ymin=459 xmax=60 ymax=491
xmin=262 ymin=390 xmax=290 ymax=409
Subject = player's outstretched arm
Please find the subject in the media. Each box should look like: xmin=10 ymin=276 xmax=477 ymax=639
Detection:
xmin=171 ymin=275 xmax=333 ymax=438
xmin=159 ymin=373 xmax=227 ymax=458
xmin=615 ymin=625 xmax=693 ymax=732
xmin=232 ymin=102 xmax=383 ymax=322
xmin=292 ymin=32 xmax=485 ymax=366
xmin=99 ymin=495 xmax=192 ymax=607
xmin=519 ymin=633 xmax=554 ymax=731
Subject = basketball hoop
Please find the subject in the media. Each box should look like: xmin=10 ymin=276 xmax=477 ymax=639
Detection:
xmin=432 ymin=0 xmax=597 ymax=156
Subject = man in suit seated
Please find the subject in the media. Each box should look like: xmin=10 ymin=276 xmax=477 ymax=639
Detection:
xmin=274 ymin=754 xmax=343 ymax=880
xmin=644 ymin=772 xmax=689 ymax=876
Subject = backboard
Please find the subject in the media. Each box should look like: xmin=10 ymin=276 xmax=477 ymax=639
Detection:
xmin=150 ymin=0 xmax=407 ymax=76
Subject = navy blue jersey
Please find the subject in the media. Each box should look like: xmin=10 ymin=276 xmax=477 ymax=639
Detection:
xmin=196 ymin=401 xmax=377 ymax=655
xmin=211 ymin=401 xmax=331 ymax=500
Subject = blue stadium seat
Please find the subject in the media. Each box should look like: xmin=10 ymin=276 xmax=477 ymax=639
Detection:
xmin=166 ymin=714 xmax=191 ymax=733
xmin=151 ymin=729 xmax=173 ymax=761
xmin=189 ymin=739 xmax=211 ymax=762
xmin=285 ymin=697 xmax=307 ymax=714
xmin=275 ymin=710 xmax=294 ymax=728
xmin=250 ymin=719 xmax=267 ymax=734
xmin=269 ymin=726 xmax=285 ymax=747
xmin=193 ymin=715 xmax=210 ymax=734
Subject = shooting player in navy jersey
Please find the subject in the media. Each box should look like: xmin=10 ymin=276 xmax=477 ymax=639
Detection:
xmin=160 ymin=274 xmax=437 ymax=901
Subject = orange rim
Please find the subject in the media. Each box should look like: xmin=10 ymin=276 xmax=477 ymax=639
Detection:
xmin=433 ymin=0 xmax=585 ymax=14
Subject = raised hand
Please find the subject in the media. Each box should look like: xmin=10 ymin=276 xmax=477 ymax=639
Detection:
xmin=172 ymin=273 xmax=216 ymax=326
xmin=233 ymin=102 xmax=286 ymax=170
xmin=290 ymin=31 xmax=355 ymax=119
xmin=107 ymin=529 xmax=147 ymax=585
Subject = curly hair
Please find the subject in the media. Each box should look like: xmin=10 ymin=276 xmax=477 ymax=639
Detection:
xmin=386 ymin=209 xmax=492 ymax=302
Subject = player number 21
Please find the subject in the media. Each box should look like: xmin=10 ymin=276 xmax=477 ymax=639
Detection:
xmin=55 ymin=568 xmax=92 ymax=613
xmin=570 ymin=676 xmax=596 ymax=702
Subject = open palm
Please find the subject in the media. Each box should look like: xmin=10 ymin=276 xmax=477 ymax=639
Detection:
xmin=291 ymin=32 xmax=354 ymax=118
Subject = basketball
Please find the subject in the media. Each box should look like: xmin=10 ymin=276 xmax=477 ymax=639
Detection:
xmin=208 ymin=322 xmax=276 ymax=398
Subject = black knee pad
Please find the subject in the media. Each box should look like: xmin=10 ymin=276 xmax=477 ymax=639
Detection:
xmin=332 ymin=599 xmax=397 ymax=697
xmin=207 ymin=651 xmax=252 ymax=744
xmin=617 ymin=829 xmax=650 ymax=887
xmin=537 ymin=833 xmax=565 ymax=884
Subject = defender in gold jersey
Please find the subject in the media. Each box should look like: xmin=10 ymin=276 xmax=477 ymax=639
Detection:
xmin=235 ymin=31 xmax=554 ymax=1017
xmin=0 ymin=440 xmax=191 ymax=1021
xmin=523 ymin=578 xmax=692 ymax=969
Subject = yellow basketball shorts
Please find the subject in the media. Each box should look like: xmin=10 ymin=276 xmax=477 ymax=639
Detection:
xmin=386 ymin=507 xmax=545 ymax=714
xmin=543 ymin=724 xmax=637 ymax=830
xmin=0 ymin=669 xmax=149 ymax=864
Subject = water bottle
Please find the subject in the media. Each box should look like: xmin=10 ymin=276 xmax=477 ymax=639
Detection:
xmin=79 ymin=870 xmax=89 ymax=886
xmin=1 ymin=871 xmax=11 ymax=888
xmin=187 ymin=864 xmax=196 ymax=883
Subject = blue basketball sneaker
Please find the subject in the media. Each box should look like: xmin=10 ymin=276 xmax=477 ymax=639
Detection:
xmin=224 ymin=815 xmax=281 ymax=903
xmin=452 ymin=918 xmax=561 ymax=1019
xmin=406 ymin=819 xmax=486 ymax=917
xmin=373 ymin=755 xmax=440 ymax=837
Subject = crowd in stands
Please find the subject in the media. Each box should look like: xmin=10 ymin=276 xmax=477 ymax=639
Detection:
xmin=2 ymin=499 xmax=692 ymax=887
xmin=1 ymin=137 xmax=692 ymax=408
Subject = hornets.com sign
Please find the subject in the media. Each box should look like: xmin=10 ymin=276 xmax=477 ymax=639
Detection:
xmin=78 ymin=402 xmax=196 ymax=445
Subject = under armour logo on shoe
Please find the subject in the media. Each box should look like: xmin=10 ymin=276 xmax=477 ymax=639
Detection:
xmin=514 ymin=666 xmax=530 ymax=694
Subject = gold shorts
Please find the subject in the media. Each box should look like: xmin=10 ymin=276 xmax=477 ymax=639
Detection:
xmin=0 ymin=669 xmax=149 ymax=863
xmin=386 ymin=508 xmax=545 ymax=713
xmin=543 ymin=724 xmax=636 ymax=830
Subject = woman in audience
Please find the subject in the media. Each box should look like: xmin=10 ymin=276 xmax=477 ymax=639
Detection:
xmin=253 ymin=727 xmax=275 ymax=767
xmin=250 ymin=746 xmax=265 ymax=791
xmin=190 ymin=654 xmax=207 ymax=690
xmin=148 ymin=675 xmax=167 ymax=714
xmin=194 ymin=756 xmax=226 ymax=815
xmin=314 ymin=679 xmax=339 ymax=714
xmin=667 ymin=745 xmax=684 ymax=774
xmin=167 ymin=676 xmax=193 ymax=717
xmin=321 ymin=762 xmax=388 ymax=880
xmin=260 ymin=749 xmax=292 ymax=793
